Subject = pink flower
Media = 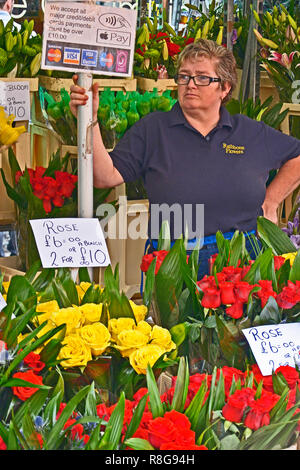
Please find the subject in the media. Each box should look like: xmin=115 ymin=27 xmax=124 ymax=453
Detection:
xmin=268 ymin=50 xmax=297 ymax=69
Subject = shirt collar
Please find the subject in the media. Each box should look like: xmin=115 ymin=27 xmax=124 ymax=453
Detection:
xmin=168 ymin=101 xmax=233 ymax=129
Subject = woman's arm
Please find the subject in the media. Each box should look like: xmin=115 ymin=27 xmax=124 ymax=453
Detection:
xmin=262 ymin=155 xmax=300 ymax=224
xmin=69 ymin=75 xmax=124 ymax=188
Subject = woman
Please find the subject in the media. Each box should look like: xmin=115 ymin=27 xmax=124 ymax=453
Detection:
xmin=70 ymin=39 xmax=300 ymax=277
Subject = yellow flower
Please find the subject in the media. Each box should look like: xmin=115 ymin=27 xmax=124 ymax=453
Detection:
xmin=51 ymin=306 xmax=84 ymax=335
xmin=76 ymin=282 xmax=103 ymax=303
xmin=78 ymin=322 xmax=111 ymax=356
xmin=76 ymin=282 xmax=92 ymax=302
xmin=35 ymin=300 xmax=60 ymax=325
xmin=150 ymin=325 xmax=176 ymax=353
xmin=79 ymin=303 xmax=103 ymax=325
xmin=58 ymin=334 xmax=92 ymax=369
xmin=129 ymin=344 xmax=165 ymax=374
xmin=282 ymin=252 xmax=298 ymax=266
xmin=2 ymin=281 xmax=10 ymax=293
xmin=18 ymin=320 xmax=60 ymax=354
xmin=108 ymin=317 xmax=136 ymax=341
xmin=129 ymin=300 xmax=148 ymax=323
xmin=2 ymin=294 xmax=6 ymax=301
xmin=135 ymin=320 xmax=152 ymax=339
xmin=114 ymin=329 xmax=149 ymax=357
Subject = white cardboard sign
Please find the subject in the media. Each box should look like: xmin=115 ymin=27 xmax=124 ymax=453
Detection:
xmin=29 ymin=217 xmax=111 ymax=268
xmin=0 ymin=293 xmax=7 ymax=312
xmin=0 ymin=81 xmax=31 ymax=121
xmin=41 ymin=1 xmax=137 ymax=76
xmin=242 ymin=323 xmax=300 ymax=376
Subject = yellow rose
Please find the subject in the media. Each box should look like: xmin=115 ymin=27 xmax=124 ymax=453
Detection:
xmin=108 ymin=317 xmax=136 ymax=341
xmin=79 ymin=303 xmax=103 ymax=325
xmin=58 ymin=334 xmax=92 ymax=368
xmin=76 ymin=282 xmax=103 ymax=303
xmin=129 ymin=344 xmax=165 ymax=374
xmin=114 ymin=329 xmax=149 ymax=357
xmin=2 ymin=281 xmax=10 ymax=293
xmin=135 ymin=321 xmax=152 ymax=339
xmin=150 ymin=325 xmax=176 ymax=353
xmin=282 ymin=252 xmax=298 ymax=266
xmin=35 ymin=300 xmax=60 ymax=325
xmin=18 ymin=320 xmax=60 ymax=353
xmin=51 ymin=306 xmax=84 ymax=335
xmin=129 ymin=300 xmax=148 ymax=323
xmin=78 ymin=323 xmax=111 ymax=356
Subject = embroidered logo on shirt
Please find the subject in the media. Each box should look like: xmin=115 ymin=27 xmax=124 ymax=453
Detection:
xmin=222 ymin=142 xmax=245 ymax=155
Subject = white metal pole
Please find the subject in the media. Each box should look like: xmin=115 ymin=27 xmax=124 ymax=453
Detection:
xmin=77 ymin=72 xmax=94 ymax=280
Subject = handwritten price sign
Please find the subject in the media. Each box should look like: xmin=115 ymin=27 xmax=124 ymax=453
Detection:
xmin=242 ymin=323 xmax=300 ymax=376
xmin=29 ymin=218 xmax=111 ymax=268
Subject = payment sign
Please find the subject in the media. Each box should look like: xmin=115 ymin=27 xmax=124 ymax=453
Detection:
xmin=63 ymin=48 xmax=81 ymax=65
xmin=99 ymin=51 xmax=114 ymax=69
xmin=81 ymin=50 xmax=98 ymax=67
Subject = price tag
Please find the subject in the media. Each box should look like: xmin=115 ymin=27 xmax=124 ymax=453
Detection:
xmin=242 ymin=323 xmax=300 ymax=376
xmin=29 ymin=217 xmax=111 ymax=268
xmin=41 ymin=1 xmax=137 ymax=77
xmin=0 ymin=292 xmax=6 ymax=312
xmin=0 ymin=81 xmax=30 ymax=121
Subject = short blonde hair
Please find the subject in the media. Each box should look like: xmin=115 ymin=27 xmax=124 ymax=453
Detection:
xmin=177 ymin=39 xmax=237 ymax=104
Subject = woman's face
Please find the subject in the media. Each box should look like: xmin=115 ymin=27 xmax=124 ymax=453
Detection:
xmin=177 ymin=56 xmax=231 ymax=113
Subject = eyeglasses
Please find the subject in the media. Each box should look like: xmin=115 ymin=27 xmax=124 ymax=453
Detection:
xmin=174 ymin=74 xmax=221 ymax=86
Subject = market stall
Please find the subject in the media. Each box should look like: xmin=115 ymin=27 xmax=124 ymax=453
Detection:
xmin=0 ymin=0 xmax=300 ymax=453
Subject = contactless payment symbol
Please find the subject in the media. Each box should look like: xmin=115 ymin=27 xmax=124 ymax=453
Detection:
xmin=99 ymin=51 xmax=114 ymax=69
xmin=63 ymin=48 xmax=81 ymax=65
xmin=115 ymin=50 xmax=128 ymax=73
xmin=81 ymin=50 xmax=98 ymax=67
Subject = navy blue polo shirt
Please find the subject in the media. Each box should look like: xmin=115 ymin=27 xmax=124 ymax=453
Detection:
xmin=109 ymin=102 xmax=300 ymax=240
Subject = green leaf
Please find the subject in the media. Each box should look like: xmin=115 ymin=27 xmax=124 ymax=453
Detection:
xmin=171 ymin=356 xmax=189 ymax=412
xmin=142 ymin=257 xmax=156 ymax=309
xmin=258 ymin=296 xmax=281 ymax=324
xmin=0 ymin=168 xmax=27 ymax=210
xmin=289 ymin=249 xmax=300 ymax=282
xmin=121 ymin=393 xmax=148 ymax=449
xmin=219 ymin=434 xmax=240 ymax=450
xmin=124 ymin=438 xmax=154 ymax=450
xmin=257 ymin=216 xmax=297 ymax=255
xmin=46 ymin=384 xmax=92 ymax=450
xmin=146 ymin=364 xmax=164 ymax=418
xmin=215 ymin=315 xmax=247 ymax=369
xmin=102 ymin=392 xmax=125 ymax=450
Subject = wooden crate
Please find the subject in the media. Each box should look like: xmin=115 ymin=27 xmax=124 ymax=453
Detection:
xmin=259 ymin=71 xmax=279 ymax=105
xmin=137 ymin=77 xmax=177 ymax=95
xmin=277 ymin=103 xmax=300 ymax=226
xmin=38 ymin=75 xmax=137 ymax=101
xmin=0 ymin=131 xmax=32 ymax=225
xmin=0 ymin=263 xmax=25 ymax=281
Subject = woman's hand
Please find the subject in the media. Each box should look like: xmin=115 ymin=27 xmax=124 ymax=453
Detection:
xmin=69 ymin=74 xmax=99 ymax=120
xmin=261 ymin=200 xmax=279 ymax=225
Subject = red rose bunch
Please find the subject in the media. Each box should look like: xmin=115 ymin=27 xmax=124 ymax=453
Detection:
xmin=15 ymin=166 xmax=78 ymax=214
xmin=12 ymin=351 xmax=45 ymax=402
xmin=276 ymin=281 xmax=300 ymax=309
xmin=140 ymin=250 xmax=169 ymax=275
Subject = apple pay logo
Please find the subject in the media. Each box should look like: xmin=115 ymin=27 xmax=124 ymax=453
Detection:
xmin=97 ymin=29 xmax=131 ymax=46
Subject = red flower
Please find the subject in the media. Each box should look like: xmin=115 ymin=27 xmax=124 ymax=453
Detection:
xmin=148 ymin=417 xmax=177 ymax=449
xmin=201 ymin=287 xmax=221 ymax=309
xmin=243 ymin=407 xmax=270 ymax=431
xmin=36 ymin=433 xmax=43 ymax=449
xmin=234 ymin=281 xmax=253 ymax=303
xmin=225 ymin=300 xmax=244 ymax=319
xmin=63 ymin=419 xmax=84 ymax=440
xmin=23 ymin=351 xmax=45 ymax=373
xmin=140 ymin=253 xmax=155 ymax=272
xmin=256 ymin=280 xmax=277 ymax=307
xmin=166 ymin=41 xmax=181 ymax=56
xmin=274 ymin=255 xmax=286 ymax=270
xmin=221 ymin=266 xmax=242 ymax=283
xmin=15 ymin=170 xmax=23 ymax=184
xmin=274 ymin=365 xmax=300 ymax=389
xmin=12 ymin=370 xmax=43 ymax=401
xmin=42 ymin=197 xmax=52 ymax=214
xmin=0 ymin=435 xmax=6 ymax=450
xmin=185 ymin=37 xmax=195 ymax=46
xmin=276 ymin=282 xmax=300 ymax=309
xmin=222 ymin=388 xmax=256 ymax=423
xmin=160 ymin=442 xmax=208 ymax=450
xmin=219 ymin=282 xmax=236 ymax=304
xmin=164 ymin=410 xmax=191 ymax=430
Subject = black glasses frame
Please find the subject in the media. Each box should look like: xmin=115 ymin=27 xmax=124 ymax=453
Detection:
xmin=174 ymin=74 xmax=222 ymax=86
